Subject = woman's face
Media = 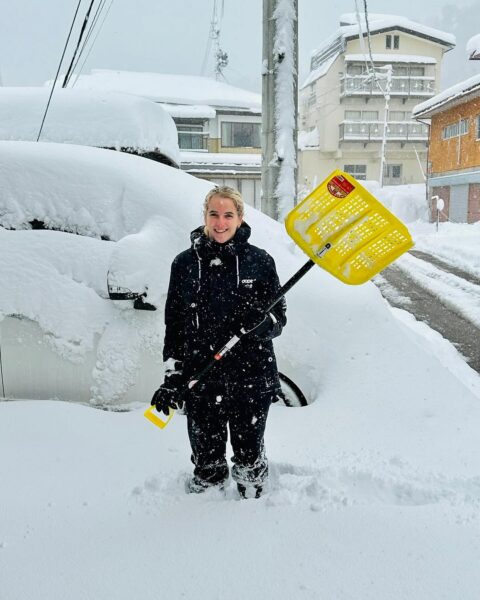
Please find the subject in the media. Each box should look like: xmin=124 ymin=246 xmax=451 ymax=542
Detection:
xmin=204 ymin=195 xmax=243 ymax=243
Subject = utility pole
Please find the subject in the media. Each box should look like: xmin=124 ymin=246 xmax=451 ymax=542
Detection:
xmin=262 ymin=0 xmax=298 ymax=220
xmin=379 ymin=64 xmax=393 ymax=187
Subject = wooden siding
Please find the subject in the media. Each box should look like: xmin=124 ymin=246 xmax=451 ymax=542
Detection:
xmin=429 ymin=97 xmax=480 ymax=173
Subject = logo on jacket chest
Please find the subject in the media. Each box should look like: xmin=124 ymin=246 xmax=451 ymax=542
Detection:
xmin=241 ymin=278 xmax=255 ymax=288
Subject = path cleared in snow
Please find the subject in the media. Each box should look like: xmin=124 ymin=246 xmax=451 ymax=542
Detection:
xmin=374 ymin=251 xmax=480 ymax=373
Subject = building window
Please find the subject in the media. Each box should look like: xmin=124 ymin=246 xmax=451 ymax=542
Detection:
xmin=344 ymin=164 xmax=367 ymax=180
xmin=384 ymin=164 xmax=402 ymax=181
xmin=386 ymin=34 xmax=399 ymax=49
xmin=177 ymin=125 xmax=207 ymax=150
xmin=477 ymin=115 xmax=480 ymax=139
xmin=442 ymin=118 xmax=469 ymax=140
xmin=345 ymin=110 xmax=379 ymax=121
xmin=221 ymin=122 xmax=261 ymax=148
xmin=388 ymin=110 xmax=408 ymax=121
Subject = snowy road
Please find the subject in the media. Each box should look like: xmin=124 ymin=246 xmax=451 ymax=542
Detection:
xmin=374 ymin=250 xmax=480 ymax=373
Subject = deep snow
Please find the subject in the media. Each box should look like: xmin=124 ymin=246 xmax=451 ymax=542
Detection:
xmin=1 ymin=142 xmax=480 ymax=600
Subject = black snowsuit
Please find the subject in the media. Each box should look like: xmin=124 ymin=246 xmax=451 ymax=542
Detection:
xmin=163 ymin=222 xmax=286 ymax=488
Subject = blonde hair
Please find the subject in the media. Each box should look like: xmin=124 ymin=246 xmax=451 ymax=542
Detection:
xmin=203 ymin=186 xmax=245 ymax=218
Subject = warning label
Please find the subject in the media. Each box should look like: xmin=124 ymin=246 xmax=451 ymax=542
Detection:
xmin=327 ymin=175 xmax=355 ymax=198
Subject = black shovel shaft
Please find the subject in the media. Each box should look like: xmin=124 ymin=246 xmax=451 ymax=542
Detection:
xmin=187 ymin=248 xmax=328 ymax=389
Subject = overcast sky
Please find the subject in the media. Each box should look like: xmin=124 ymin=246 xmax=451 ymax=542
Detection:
xmin=0 ymin=0 xmax=478 ymax=91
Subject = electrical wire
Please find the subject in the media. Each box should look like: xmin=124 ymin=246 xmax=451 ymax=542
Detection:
xmin=71 ymin=0 xmax=114 ymax=86
xmin=37 ymin=0 xmax=84 ymax=142
xmin=62 ymin=0 xmax=96 ymax=87
xmin=68 ymin=0 xmax=107 ymax=81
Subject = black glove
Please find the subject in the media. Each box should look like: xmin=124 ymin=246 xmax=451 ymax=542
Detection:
xmin=240 ymin=303 xmax=272 ymax=336
xmin=151 ymin=372 xmax=184 ymax=415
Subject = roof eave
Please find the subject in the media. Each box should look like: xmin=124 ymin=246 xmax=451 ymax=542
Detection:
xmin=344 ymin=25 xmax=455 ymax=50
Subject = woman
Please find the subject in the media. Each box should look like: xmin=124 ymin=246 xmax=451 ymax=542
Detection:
xmin=151 ymin=186 xmax=286 ymax=499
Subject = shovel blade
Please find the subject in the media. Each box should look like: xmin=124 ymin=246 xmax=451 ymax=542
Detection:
xmin=285 ymin=170 xmax=414 ymax=284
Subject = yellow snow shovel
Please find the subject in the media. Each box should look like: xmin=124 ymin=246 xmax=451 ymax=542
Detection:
xmin=146 ymin=170 xmax=413 ymax=429
xmin=285 ymin=170 xmax=414 ymax=285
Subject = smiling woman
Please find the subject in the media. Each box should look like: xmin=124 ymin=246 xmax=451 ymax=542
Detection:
xmin=150 ymin=185 xmax=287 ymax=499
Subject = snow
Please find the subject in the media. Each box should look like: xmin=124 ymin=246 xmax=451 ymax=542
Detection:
xmin=413 ymin=72 xmax=480 ymax=117
xmin=2 ymin=143 xmax=480 ymax=599
xmin=300 ymin=52 xmax=339 ymax=88
xmin=466 ymin=33 xmax=480 ymax=60
xmin=0 ymin=87 xmax=180 ymax=167
xmin=345 ymin=53 xmax=437 ymax=64
xmin=311 ymin=15 xmax=455 ymax=64
xmin=70 ymin=69 xmax=261 ymax=112
xmin=180 ymin=151 xmax=261 ymax=166
xmin=160 ymin=103 xmax=216 ymax=119
xmin=273 ymin=0 xmax=297 ymax=220
xmin=297 ymin=127 xmax=319 ymax=149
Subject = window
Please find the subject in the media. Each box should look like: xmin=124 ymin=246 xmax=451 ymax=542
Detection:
xmin=346 ymin=64 xmax=365 ymax=76
xmin=477 ymin=116 xmax=480 ymax=139
xmin=384 ymin=164 xmax=402 ymax=180
xmin=177 ymin=125 xmax=207 ymax=150
xmin=410 ymin=66 xmax=425 ymax=77
xmin=221 ymin=122 xmax=261 ymax=148
xmin=389 ymin=110 xmax=408 ymax=121
xmin=344 ymin=164 xmax=367 ymax=180
xmin=344 ymin=110 xmax=378 ymax=121
xmin=442 ymin=118 xmax=469 ymax=140
xmin=386 ymin=35 xmax=399 ymax=49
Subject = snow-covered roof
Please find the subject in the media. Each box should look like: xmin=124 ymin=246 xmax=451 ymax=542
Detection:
xmin=180 ymin=151 xmax=260 ymax=167
xmin=345 ymin=53 xmax=437 ymax=64
xmin=336 ymin=13 xmax=455 ymax=46
xmin=0 ymin=87 xmax=180 ymax=166
xmin=301 ymin=53 xmax=339 ymax=89
xmin=413 ymin=73 xmax=480 ymax=117
xmin=161 ymin=104 xmax=216 ymax=119
xmin=70 ymin=69 xmax=261 ymax=113
xmin=466 ymin=33 xmax=480 ymax=60
xmin=304 ymin=15 xmax=454 ymax=89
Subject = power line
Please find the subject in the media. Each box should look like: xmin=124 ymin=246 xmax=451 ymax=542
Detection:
xmin=71 ymin=0 xmax=114 ymax=86
xmin=37 ymin=0 xmax=84 ymax=142
xmin=62 ymin=0 xmax=96 ymax=87
xmin=68 ymin=0 xmax=108 ymax=81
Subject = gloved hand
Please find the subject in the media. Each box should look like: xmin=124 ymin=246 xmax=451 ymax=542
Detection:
xmin=150 ymin=372 xmax=184 ymax=415
xmin=240 ymin=303 xmax=272 ymax=336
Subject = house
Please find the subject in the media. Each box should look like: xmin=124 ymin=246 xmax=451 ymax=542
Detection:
xmin=73 ymin=70 xmax=262 ymax=208
xmin=299 ymin=14 xmax=455 ymax=190
xmin=0 ymin=87 xmax=180 ymax=167
xmin=412 ymin=72 xmax=480 ymax=223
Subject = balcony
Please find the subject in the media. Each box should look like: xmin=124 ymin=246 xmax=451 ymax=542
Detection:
xmin=340 ymin=75 xmax=436 ymax=98
xmin=339 ymin=121 xmax=428 ymax=143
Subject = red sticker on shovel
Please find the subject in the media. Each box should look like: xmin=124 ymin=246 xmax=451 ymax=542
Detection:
xmin=327 ymin=175 xmax=355 ymax=198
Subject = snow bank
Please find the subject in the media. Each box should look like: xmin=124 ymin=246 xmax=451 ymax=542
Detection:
xmin=363 ymin=181 xmax=429 ymax=223
xmin=0 ymin=87 xmax=180 ymax=166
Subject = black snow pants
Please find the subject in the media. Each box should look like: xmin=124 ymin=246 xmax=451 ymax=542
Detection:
xmin=185 ymin=377 xmax=273 ymax=487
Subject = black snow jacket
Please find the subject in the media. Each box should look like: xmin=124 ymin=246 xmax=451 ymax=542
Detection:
xmin=163 ymin=222 xmax=286 ymax=389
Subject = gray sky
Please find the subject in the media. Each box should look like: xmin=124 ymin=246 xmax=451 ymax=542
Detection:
xmin=0 ymin=0 xmax=478 ymax=91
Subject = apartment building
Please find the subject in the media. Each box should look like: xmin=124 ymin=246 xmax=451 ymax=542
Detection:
xmin=299 ymin=14 xmax=455 ymax=190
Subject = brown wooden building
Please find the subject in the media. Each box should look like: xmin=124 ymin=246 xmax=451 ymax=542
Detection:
xmin=413 ymin=75 xmax=480 ymax=223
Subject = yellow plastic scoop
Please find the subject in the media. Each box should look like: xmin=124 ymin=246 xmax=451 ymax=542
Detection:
xmin=285 ymin=170 xmax=414 ymax=285
xmin=144 ymin=405 xmax=175 ymax=429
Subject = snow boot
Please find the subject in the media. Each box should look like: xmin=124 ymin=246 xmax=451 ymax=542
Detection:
xmin=185 ymin=475 xmax=226 ymax=494
xmin=237 ymin=483 xmax=263 ymax=499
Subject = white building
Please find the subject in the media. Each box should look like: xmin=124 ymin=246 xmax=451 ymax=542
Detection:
xmin=73 ymin=70 xmax=262 ymax=208
xmin=299 ymin=14 xmax=455 ymax=189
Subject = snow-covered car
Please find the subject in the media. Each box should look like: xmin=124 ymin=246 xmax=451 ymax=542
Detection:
xmin=0 ymin=141 xmax=313 ymax=407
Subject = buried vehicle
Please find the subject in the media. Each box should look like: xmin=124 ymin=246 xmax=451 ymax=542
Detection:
xmin=0 ymin=141 xmax=308 ymax=407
